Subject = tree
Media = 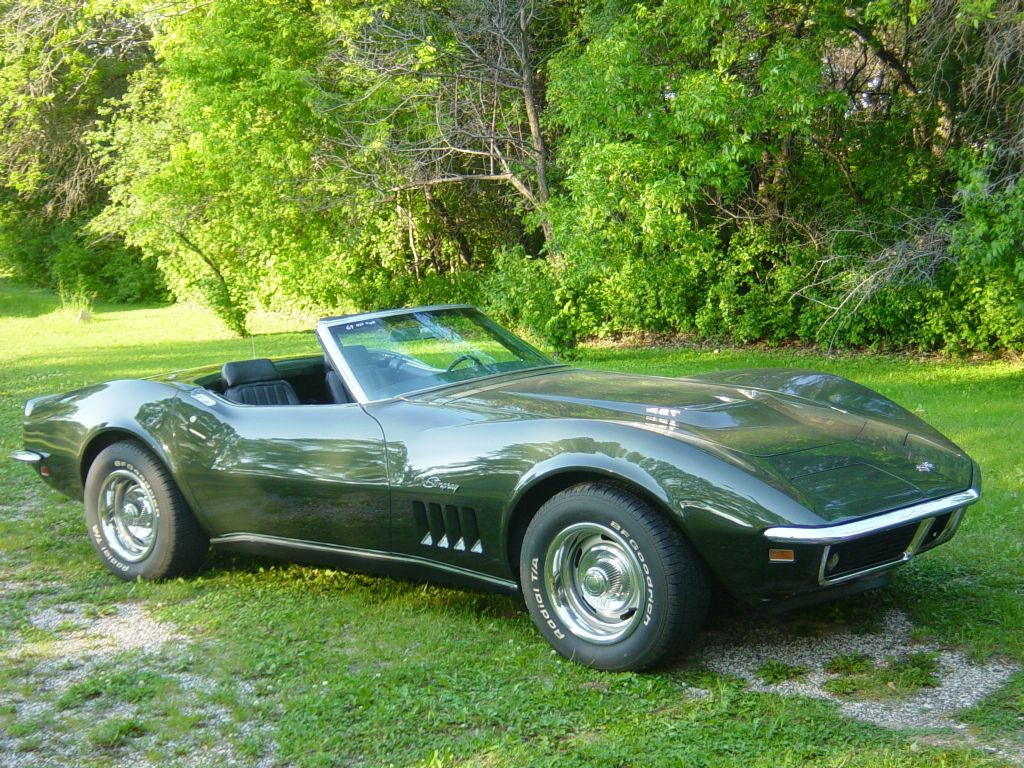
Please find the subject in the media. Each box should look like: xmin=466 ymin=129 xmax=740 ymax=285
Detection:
xmin=0 ymin=0 xmax=163 ymax=300
xmin=94 ymin=0 xmax=336 ymax=333
xmin=543 ymin=0 xmax=1024 ymax=348
xmin=317 ymin=0 xmax=565 ymax=257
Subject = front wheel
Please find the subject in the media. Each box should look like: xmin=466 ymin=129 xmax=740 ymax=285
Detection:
xmin=520 ymin=483 xmax=709 ymax=671
xmin=84 ymin=441 xmax=208 ymax=581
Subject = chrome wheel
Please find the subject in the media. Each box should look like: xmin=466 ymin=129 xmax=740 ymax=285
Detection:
xmin=544 ymin=522 xmax=645 ymax=644
xmin=97 ymin=469 xmax=157 ymax=562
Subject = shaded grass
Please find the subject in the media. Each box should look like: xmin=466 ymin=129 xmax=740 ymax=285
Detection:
xmin=1 ymin=280 xmax=1021 ymax=766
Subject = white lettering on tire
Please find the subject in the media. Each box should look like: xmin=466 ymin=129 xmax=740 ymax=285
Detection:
xmin=611 ymin=520 xmax=655 ymax=625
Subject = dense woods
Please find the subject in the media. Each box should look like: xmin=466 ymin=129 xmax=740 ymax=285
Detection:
xmin=1 ymin=0 xmax=1022 ymax=350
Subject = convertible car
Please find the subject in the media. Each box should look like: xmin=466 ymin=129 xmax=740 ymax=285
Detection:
xmin=13 ymin=305 xmax=980 ymax=670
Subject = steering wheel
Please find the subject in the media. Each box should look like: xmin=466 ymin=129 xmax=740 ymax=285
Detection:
xmin=446 ymin=353 xmax=484 ymax=372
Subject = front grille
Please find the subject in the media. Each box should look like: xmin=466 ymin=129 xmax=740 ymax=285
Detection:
xmin=823 ymin=521 xmax=920 ymax=579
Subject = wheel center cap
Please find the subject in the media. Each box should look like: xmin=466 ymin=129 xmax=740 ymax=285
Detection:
xmin=122 ymin=502 xmax=140 ymax=522
xmin=582 ymin=567 xmax=610 ymax=597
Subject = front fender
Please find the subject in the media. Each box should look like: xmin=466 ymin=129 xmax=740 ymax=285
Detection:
xmin=498 ymin=420 xmax=818 ymax=590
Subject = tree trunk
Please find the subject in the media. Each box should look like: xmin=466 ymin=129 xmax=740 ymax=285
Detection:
xmin=424 ymin=188 xmax=473 ymax=268
xmin=174 ymin=230 xmax=247 ymax=336
xmin=398 ymin=194 xmax=422 ymax=279
xmin=519 ymin=4 xmax=555 ymax=258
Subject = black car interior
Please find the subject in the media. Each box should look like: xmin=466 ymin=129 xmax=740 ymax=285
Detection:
xmin=214 ymin=357 xmax=353 ymax=405
xmin=220 ymin=359 xmax=302 ymax=406
xmin=213 ymin=345 xmax=438 ymax=406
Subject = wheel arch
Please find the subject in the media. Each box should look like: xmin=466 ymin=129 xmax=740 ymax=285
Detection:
xmin=503 ymin=466 xmax=710 ymax=586
xmin=79 ymin=427 xmax=175 ymax=490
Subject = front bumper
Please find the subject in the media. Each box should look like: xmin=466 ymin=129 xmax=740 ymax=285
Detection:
xmin=763 ymin=467 xmax=980 ymax=586
xmin=11 ymin=449 xmax=47 ymax=466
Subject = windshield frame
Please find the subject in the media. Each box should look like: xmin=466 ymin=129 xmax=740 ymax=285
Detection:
xmin=316 ymin=305 xmax=561 ymax=404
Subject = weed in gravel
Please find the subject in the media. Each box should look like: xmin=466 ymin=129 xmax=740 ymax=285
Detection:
xmin=6 ymin=716 xmax=48 ymax=739
xmin=55 ymin=678 xmax=104 ymax=710
xmin=755 ymin=660 xmax=809 ymax=684
xmin=823 ymin=652 xmax=940 ymax=699
xmin=88 ymin=716 xmax=148 ymax=749
xmin=881 ymin=651 xmax=941 ymax=688
xmin=57 ymin=668 xmax=166 ymax=711
xmin=823 ymin=676 xmax=862 ymax=696
xmin=826 ymin=652 xmax=875 ymax=676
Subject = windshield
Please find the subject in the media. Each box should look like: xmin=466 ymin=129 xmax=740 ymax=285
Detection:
xmin=322 ymin=307 xmax=556 ymax=401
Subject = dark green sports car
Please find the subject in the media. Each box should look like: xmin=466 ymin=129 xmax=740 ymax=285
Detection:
xmin=13 ymin=305 xmax=980 ymax=670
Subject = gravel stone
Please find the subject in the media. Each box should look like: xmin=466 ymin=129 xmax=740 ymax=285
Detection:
xmin=0 ymin=600 xmax=277 ymax=768
xmin=692 ymin=608 xmax=1022 ymax=763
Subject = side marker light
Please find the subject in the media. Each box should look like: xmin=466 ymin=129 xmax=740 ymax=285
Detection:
xmin=768 ymin=548 xmax=794 ymax=563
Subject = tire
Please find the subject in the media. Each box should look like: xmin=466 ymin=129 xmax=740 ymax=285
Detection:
xmin=83 ymin=441 xmax=208 ymax=581
xmin=519 ymin=483 xmax=710 ymax=671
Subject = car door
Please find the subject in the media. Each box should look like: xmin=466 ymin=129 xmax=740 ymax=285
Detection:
xmin=170 ymin=391 xmax=390 ymax=550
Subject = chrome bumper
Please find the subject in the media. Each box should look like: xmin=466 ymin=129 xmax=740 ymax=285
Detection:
xmin=763 ymin=488 xmax=979 ymax=545
xmin=10 ymin=450 xmax=46 ymax=464
xmin=764 ymin=477 xmax=980 ymax=586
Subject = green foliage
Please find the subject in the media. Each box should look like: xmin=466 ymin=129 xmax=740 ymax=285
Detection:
xmin=538 ymin=0 xmax=1024 ymax=351
xmin=756 ymin=660 xmax=809 ymax=684
xmin=693 ymin=226 xmax=803 ymax=344
xmin=0 ymin=201 xmax=166 ymax=303
xmin=823 ymin=652 xmax=941 ymax=699
xmin=93 ymin=0 xmax=337 ymax=334
xmin=0 ymin=0 xmax=1022 ymax=349
xmin=479 ymin=247 xmax=559 ymax=335
xmin=825 ymin=653 xmax=874 ymax=676
xmin=952 ymin=154 xmax=1024 ymax=289
xmin=0 ymin=1 xmax=164 ymax=304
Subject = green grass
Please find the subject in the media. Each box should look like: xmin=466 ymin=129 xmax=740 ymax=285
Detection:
xmin=823 ymin=652 xmax=941 ymax=699
xmin=0 ymin=280 xmax=1021 ymax=766
xmin=959 ymin=674 xmax=1024 ymax=739
xmin=825 ymin=652 xmax=875 ymax=676
xmin=756 ymin=660 xmax=809 ymax=684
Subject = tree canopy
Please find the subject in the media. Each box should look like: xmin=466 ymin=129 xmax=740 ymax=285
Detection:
xmin=1 ymin=0 xmax=1022 ymax=351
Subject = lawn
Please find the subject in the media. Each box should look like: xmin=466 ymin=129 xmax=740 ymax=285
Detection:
xmin=0 ymin=281 xmax=1021 ymax=767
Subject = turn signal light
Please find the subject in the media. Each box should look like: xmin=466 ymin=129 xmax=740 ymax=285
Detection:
xmin=768 ymin=548 xmax=794 ymax=563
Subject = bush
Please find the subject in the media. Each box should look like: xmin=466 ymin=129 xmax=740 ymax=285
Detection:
xmin=0 ymin=204 xmax=166 ymax=304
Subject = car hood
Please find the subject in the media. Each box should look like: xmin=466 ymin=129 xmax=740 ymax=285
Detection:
xmin=434 ymin=367 xmax=973 ymax=522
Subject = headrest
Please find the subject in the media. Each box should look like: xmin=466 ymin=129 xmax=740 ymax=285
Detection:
xmin=221 ymin=358 xmax=282 ymax=387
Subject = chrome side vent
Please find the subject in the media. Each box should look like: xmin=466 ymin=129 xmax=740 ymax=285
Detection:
xmin=412 ymin=501 xmax=482 ymax=554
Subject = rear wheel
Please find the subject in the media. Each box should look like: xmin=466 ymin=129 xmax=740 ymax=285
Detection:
xmin=84 ymin=441 xmax=208 ymax=580
xmin=519 ymin=483 xmax=709 ymax=671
